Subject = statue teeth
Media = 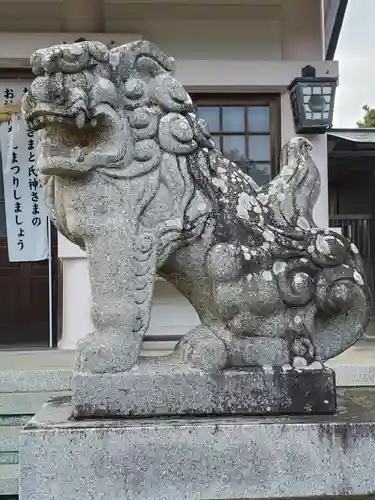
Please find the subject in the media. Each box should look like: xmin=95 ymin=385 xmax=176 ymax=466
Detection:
xmin=74 ymin=148 xmax=84 ymax=162
xmin=76 ymin=112 xmax=85 ymax=129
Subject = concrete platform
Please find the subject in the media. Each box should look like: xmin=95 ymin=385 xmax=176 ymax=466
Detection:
xmin=19 ymin=396 xmax=375 ymax=500
xmin=0 ymin=463 xmax=18 ymax=496
xmin=3 ymin=333 xmax=375 ymax=497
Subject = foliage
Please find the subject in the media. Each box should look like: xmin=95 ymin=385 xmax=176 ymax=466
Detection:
xmin=357 ymin=105 xmax=375 ymax=128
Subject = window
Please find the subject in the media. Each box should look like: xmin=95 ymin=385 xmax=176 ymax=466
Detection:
xmin=194 ymin=94 xmax=281 ymax=186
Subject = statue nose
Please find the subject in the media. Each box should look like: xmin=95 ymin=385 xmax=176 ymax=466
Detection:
xmin=28 ymin=72 xmax=66 ymax=106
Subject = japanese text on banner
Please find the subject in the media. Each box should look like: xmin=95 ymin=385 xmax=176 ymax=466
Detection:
xmin=0 ymin=83 xmax=49 ymax=262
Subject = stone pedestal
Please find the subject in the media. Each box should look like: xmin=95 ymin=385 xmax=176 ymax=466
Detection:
xmin=19 ymin=396 xmax=375 ymax=500
xmin=72 ymin=359 xmax=336 ymax=418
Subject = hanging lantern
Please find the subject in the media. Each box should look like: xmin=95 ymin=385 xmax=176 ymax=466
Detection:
xmin=289 ymin=65 xmax=338 ymax=134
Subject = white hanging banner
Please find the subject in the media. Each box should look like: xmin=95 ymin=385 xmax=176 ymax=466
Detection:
xmin=0 ymin=82 xmax=49 ymax=262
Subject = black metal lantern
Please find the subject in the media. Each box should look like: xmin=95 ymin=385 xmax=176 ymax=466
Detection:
xmin=289 ymin=65 xmax=338 ymax=134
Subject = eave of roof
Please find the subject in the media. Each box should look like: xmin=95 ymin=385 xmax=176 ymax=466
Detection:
xmin=326 ymin=0 xmax=349 ymax=60
xmin=328 ymin=128 xmax=375 ymax=143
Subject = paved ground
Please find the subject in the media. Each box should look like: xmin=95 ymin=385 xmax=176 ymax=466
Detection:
xmin=327 ymin=317 xmax=375 ymax=366
xmin=364 ymin=316 xmax=375 ymax=338
xmin=329 ymin=337 xmax=375 ymax=366
xmin=340 ymin=386 xmax=375 ymax=410
xmin=0 ymin=348 xmax=75 ymax=370
xmin=0 ymin=341 xmax=374 ymax=368
xmin=0 ymin=319 xmax=375 ymax=375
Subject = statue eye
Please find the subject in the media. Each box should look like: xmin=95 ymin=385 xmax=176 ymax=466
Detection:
xmin=124 ymin=78 xmax=145 ymax=100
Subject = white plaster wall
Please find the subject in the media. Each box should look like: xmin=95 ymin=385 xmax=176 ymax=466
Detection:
xmin=58 ymin=257 xmax=92 ymax=350
xmin=281 ymin=0 xmax=324 ymax=60
xmin=57 ymin=234 xmax=200 ymax=351
xmin=0 ymin=33 xmax=141 ymax=59
xmin=111 ymin=20 xmax=282 ymax=60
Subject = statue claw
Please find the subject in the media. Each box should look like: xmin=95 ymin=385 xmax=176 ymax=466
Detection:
xmin=75 ymin=331 xmax=140 ymax=374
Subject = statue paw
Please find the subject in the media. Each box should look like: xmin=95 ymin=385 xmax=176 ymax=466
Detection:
xmin=289 ymin=334 xmax=316 ymax=367
xmin=75 ymin=332 xmax=140 ymax=373
xmin=175 ymin=325 xmax=228 ymax=372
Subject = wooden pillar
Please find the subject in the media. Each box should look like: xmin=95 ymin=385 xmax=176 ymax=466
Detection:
xmin=61 ymin=0 xmax=104 ymax=33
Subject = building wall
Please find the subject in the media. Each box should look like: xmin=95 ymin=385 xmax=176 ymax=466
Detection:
xmin=0 ymin=0 xmax=338 ymax=351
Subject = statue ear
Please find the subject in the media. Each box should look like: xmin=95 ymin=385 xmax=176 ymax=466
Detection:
xmin=135 ymin=55 xmax=174 ymax=78
xmin=110 ymin=41 xmax=175 ymax=80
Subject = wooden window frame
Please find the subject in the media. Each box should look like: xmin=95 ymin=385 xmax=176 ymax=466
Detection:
xmin=0 ymin=67 xmax=33 ymax=79
xmin=192 ymin=93 xmax=281 ymax=179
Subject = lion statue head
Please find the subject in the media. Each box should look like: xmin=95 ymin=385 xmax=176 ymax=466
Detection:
xmin=22 ymin=40 xmax=209 ymax=179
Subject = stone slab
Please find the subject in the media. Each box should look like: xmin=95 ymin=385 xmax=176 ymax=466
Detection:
xmin=72 ymin=359 xmax=336 ymax=418
xmin=0 ymin=451 xmax=19 ymax=465
xmin=19 ymin=396 xmax=375 ymax=500
xmin=0 ymin=415 xmax=31 ymax=427
xmin=0 ymin=426 xmax=20 ymax=452
xmin=0 ymin=463 xmax=18 ymax=496
xmin=0 ymin=369 xmax=72 ymax=393
xmin=0 ymin=391 xmax=71 ymax=415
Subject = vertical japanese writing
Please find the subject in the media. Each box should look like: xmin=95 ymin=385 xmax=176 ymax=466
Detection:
xmin=27 ymin=126 xmax=41 ymax=228
xmin=0 ymin=81 xmax=49 ymax=262
xmin=11 ymin=144 xmax=24 ymax=250
xmin=3 ymin=86 xmax=25 ymax=251
xmin=3 ymin=87 xmax=14 ymax=133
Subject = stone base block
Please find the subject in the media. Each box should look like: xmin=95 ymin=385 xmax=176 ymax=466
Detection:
xmin=72 ymin=359 xmax=336 ymax=418
xmin=19 ymin=396 xmax=375 ymax=500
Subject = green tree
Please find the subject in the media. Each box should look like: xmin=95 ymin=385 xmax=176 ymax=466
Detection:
xmin=357 ymin=104 xmax=375 ymax=128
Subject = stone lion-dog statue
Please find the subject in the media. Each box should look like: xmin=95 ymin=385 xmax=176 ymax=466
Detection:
xmin=22 ymin=40 xmax=370 ymax=376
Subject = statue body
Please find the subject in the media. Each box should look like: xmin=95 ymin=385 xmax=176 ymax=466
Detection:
xmin=23 ymin=40 xmax=370 ymax=377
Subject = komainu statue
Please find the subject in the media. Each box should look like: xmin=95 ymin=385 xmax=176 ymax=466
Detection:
xmin=23 ymin=40 xmax=371 ymax=416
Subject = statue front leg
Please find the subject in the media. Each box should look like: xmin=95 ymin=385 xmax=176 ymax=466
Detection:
xmin=75 ymin=227 xmax=157 ymax=374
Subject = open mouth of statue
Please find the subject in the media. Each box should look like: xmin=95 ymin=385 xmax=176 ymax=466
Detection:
xmin=30 ymin=108 xmax=91 ymax=130
xmin=34 ymin=113 xmax=107 ymax=153
xmin=29 ymin=103 xmax=117 ymax=150
xmin=27 ymin=103 xmax=125 ymax=174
